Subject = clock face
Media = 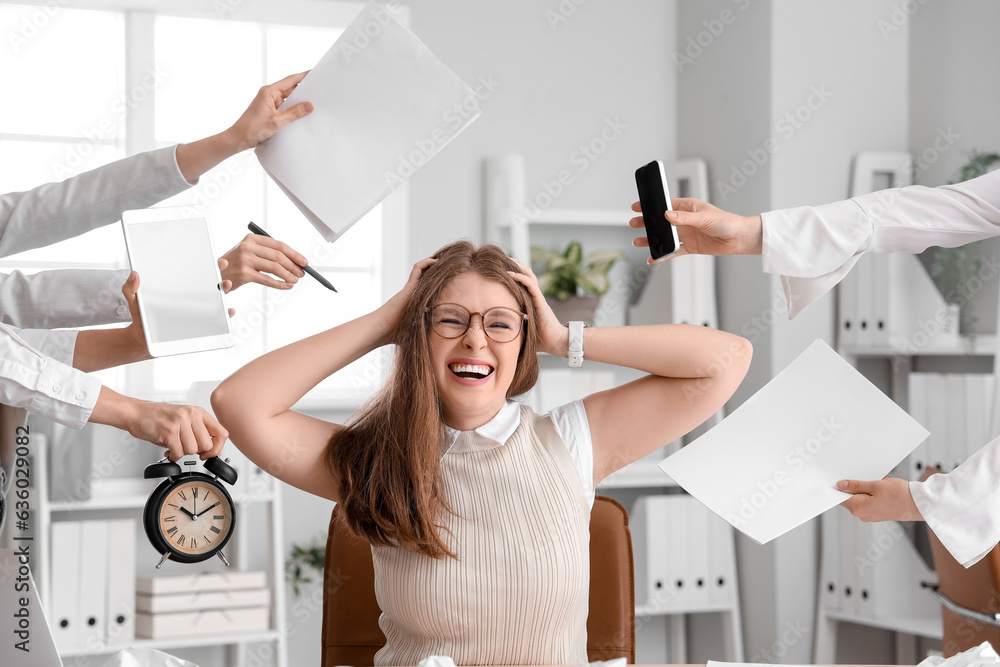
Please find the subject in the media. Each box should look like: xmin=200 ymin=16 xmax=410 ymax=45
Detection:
xmin=156 ymin=478 xmax=234 ymax=558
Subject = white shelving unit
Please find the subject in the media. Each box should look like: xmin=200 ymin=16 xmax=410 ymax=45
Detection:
xmin=483 ymin=155 xmax=742 ymax=663
xmin=814 ymin=152 xmax=996 ymax=664
xmin=4 ymin=421 xmax=290 ymax=667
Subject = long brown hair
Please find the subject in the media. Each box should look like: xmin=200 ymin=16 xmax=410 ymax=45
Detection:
xmin=327 ymin=241 xmax=540 ymax=558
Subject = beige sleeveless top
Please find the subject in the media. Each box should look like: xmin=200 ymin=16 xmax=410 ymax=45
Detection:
xmin=372 ymin=405 xmax=591 ymax=665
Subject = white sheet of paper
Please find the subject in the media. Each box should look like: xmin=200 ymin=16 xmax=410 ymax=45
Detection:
xmin=659 ymin=339 xmax=929 ymax=544
xmin=255 ymin=3 xmax=482 ymax=242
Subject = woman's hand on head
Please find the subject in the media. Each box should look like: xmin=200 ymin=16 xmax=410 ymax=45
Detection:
xmin=374 ymin=256 xmax=438 ymax=344
xmin=508 ymin=260 xmax=567 ymax=356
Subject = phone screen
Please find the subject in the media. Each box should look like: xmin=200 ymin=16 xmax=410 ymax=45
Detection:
xmin=635 ymin=160 xmax=678 ymax=259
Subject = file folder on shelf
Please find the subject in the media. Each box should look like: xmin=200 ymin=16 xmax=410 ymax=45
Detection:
xmin=51 ymin=521 xmax=81 ymax=650
xmin=105 ymin=519 xmax=136 ymax=645
xmin=820 ymin=512 xmax=840 ymax=612
xmin=78 ymin=520 xmax=109 ymax=649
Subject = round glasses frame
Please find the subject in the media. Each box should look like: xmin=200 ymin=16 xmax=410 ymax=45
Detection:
xmin=426 ymin=303 xmax=528 ymax=343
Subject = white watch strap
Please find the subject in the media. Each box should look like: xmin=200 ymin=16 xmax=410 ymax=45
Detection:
xmin=568 ymin=321 xmax=584 ymax=368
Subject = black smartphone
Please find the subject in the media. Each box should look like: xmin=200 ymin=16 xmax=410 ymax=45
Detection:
xmin=635 ymin=160 xmax=680 ymax=260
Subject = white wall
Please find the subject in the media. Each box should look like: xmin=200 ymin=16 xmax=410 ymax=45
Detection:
xmin=408 ymin=0 xmax=678 ymax=259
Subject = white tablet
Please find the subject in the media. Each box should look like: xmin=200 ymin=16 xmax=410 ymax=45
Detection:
xmin=121 ymin=206 xmax=234 ymax=358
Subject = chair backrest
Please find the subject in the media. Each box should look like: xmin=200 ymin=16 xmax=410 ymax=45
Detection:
xmin=921 ymin=467 xmax=1000 ymax=656
xmin=321 ymin=495 xmax=635 ymax=665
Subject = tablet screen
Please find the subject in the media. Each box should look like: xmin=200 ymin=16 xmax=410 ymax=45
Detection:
xmin=127 ymin=217 xmax=228 ymax=344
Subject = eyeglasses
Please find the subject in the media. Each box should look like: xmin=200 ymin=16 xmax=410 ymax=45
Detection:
xmin=426 ymin=303 xmax=528 ymax=343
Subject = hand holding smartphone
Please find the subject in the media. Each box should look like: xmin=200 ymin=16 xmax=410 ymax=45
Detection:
xmin=635 ymin=160 xmax=681 ymax=260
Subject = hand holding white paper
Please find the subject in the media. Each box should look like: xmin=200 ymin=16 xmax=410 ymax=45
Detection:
xmin=659 ymin=339 xmax=929 ymax=544
xmin=256 ymin=4 xmax=482 ymax=242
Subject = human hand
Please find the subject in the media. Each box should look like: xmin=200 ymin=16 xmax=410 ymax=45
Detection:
xmin=507 ymin=259 xmax=567 ymax=357
xmin=126 ymin=399 xmax=229 ymax=462
xmin=121 ymin=271 xmax=152 ymax=361
xmin=629 ymin=198 xmax=763 ymax=262
xmin=225 ymin=71 xmax=315 ymax=152
xmin=837 ymin=477 xmax=923 ymax=522
xmin=219 ymin=233 xmax=308 ymax=291
xmin=374 ymin=257 xmax=438 ymax=342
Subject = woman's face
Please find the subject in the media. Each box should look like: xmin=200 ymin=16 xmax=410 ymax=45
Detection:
xmin=428 ymin=272 xmax=524 ymax=430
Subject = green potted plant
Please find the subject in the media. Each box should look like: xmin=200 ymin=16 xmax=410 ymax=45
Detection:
xmin=287 ymin=538 xmax=326 ymax=597
xmin=530 ymin=241 xmax=625 ymax=324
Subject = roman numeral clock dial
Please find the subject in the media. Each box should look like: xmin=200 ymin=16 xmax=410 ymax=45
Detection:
xmin=142 ymin=457 xmax=239 ymax=568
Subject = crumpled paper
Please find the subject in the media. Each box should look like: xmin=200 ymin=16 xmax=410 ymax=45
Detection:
xmin=918 ymin=642 xmax=1000 ymax=667
xmin=100 ymin=648 xmax=200 ymax=667
xmin=417 ymin=657 xmax=456 ymax=667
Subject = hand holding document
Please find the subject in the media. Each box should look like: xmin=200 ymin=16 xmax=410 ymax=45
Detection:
xmin=660 ymin=340 xmax=929 ymax=544
xmin=256 ymin=3 xmax=482 ymax=243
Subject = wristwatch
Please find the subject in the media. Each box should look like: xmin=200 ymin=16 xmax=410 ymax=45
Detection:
xmin=566 ymin=321 xmax=586 ymax=368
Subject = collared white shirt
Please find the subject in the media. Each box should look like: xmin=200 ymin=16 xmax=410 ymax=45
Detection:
xmin=442 ymin=399 xmax=595 ymax=507
xmin=761 ymin=169 xmax=1000 ymax=567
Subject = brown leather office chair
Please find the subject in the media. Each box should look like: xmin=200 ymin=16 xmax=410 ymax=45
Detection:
xmin=321 ymin=495 xmax=635 ymax=665
xmin=920 ymin=467 xmax=1000 ymax=656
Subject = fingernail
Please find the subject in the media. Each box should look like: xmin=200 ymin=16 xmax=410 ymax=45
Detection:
xmin=665 ymin=211 xmax=678 ymax=220
xmin=836 ymin=480 xmax=848 ymax=490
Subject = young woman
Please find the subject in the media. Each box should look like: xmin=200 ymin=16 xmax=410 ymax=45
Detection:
xmin=212 ymin=240 xmax=752 ymax=665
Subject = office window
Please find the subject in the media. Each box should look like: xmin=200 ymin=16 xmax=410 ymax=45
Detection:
xmin=0 ymin=3 xmax=390 ymax=402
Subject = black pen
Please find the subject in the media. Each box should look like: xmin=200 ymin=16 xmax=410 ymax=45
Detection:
xmin=247 ymin=222 xmax=337 ymax=293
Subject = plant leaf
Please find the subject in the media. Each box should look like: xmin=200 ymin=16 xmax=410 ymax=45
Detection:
xmin=578 ymin=272 xmax=610 ymax=295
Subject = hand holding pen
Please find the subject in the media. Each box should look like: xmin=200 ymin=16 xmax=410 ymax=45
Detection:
xmin=246 ymin=222 xmax=337 ymax=292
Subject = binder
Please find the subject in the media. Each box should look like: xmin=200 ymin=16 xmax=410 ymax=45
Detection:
xmin=945 ymin=375 xmax=966 ymax=471
xmin=885 ymin=254 xmax=959 ymax=351
xmin=630 ymin=496 xmax=672 ymax=608
xmin=854 ymin=254 xmax=874 ymax=347
xmin=964 ymin=374 xmax=987 ymax=468
xmin=78 ymin=520 xmax=109 ymax=649
xmin=820 ymin=512 xmax=840 ymax=612
xmin=688 ymin=500 xmax=711 ymax=608
xmin=907 ymin=373 xmax=929 ymax=480
xmin=669 ymin=496 xmax=692 ymax=610
xmin=870 ymin=254 xmax=890 ymax=347
xmin=689 ymin=255 xmax=718 ymax=329
xmin=105 ymin=520 xmax=136 ymax=645
xmin=855 ymin=520 xmax=874 ymax=616
xmin=837 ymin=267 xmax=857 ymax=348
xmin=51 ymin=521 xmax=81 ymax=650
xmin=837 ymin=509 xmax=859 ymax=614
xmin=856 ymin=521 xmax=938 ymax=618
xmin=707 ymin=515 xmax=737 ymax=606
xmin=924 ymin=374 xmax=947 ymax=471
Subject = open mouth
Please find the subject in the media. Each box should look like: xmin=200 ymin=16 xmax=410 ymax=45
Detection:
xmin=448 ymin=362 xmax=495 ymax=380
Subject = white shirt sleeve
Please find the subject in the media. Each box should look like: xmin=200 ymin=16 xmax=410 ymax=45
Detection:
xmin=909 ymin=436 xmax=1000 ymax=568
xmin=548 ymin=399 xmax=595 ymax=508
xmin=0 ymin=268 xmax=131 ymax=329
xmin=0 ymin=323 xmax=100 ymax=429
xmin=762 ymin=169 xmax=1000 ymax=318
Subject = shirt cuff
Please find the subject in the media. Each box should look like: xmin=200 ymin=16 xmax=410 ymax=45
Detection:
xmin=762 ymin=199 xmax=873 ymax=319
xmin=171 ymin=144 xmax=200 ymax=187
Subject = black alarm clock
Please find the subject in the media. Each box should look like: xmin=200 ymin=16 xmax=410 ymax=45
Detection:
xmin=143 ymin=456 xmax=238 ymax=569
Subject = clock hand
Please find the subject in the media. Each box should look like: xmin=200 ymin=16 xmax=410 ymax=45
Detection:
xmin=179 ymin=507 xmax=196 ymax=520
xmin=193 ymin=501 xmax=221 ymax=519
